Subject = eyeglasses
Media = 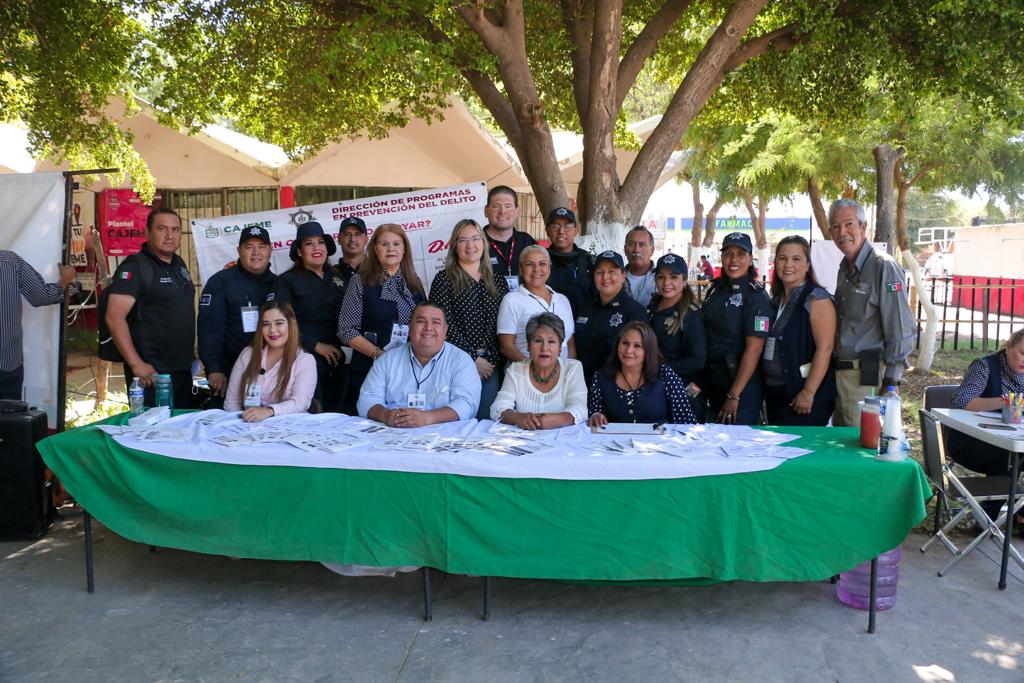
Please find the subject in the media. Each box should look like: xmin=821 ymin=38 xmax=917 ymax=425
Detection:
xmin=456 ymin=236 xmax=483 ymax=246
xmin=548 ymin=224 xmax=576 ymax=233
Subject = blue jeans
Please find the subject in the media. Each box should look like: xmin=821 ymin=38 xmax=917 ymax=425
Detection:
xmin=477 ymin=370 xmax=500 ymax=421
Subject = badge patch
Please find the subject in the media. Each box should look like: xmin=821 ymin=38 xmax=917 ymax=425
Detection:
xmin=754 ymin=316 xmax=770 ymax=333
xmin=200 ymin=294 xmax=212 ymax=306
xmin=727 ymin=293 xmax=744 ymax=307
xmin=885 ymin=282 xmax=903 ymax=293
xmin=609 ymin=313 xmax=623 ymax=327
xmin=119 ymin=271 xmax=132 ymax=280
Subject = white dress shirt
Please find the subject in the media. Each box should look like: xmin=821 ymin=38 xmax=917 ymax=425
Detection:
xmin=489 ymin=357 xmax=588 ymax=424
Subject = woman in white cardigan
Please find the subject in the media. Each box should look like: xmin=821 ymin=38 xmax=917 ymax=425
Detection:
xmin=490 ymin=312 xmax=588 ymax=429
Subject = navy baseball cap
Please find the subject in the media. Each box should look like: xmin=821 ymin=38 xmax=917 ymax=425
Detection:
xmin=289 ymin=222 xmax=337 ymax=261
xmin=546 ymin=207 xmax=577 ymax=225
xmin=339 ymin=216 xmax=367 ymax=233
xmin=594 ymin=250 xmax=625 ymax=270
xmin=656 ymin=253 xmax=688 ymax=275
xmin=721 ymin=232 xmax=753 ymax=253
xmin=238 ymin=225 xmax=271 ymax=247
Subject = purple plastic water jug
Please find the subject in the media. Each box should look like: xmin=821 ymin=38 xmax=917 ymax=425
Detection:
xmin=836 ymin=546 xmax=901 ymax=611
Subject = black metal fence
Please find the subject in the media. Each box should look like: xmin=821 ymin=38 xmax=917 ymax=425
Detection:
xmin=914 ymin=276 xmax=1024 ymax=351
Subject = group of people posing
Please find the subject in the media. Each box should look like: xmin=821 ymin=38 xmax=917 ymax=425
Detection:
xmin=102 ymin=186 xmax=923 ymax=436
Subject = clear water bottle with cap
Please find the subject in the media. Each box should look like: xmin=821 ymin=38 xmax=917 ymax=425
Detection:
xmin=129 ymin=378 xmax=145 ymax=416
xmin=877 ymin=386 xmax=910 ymax=461
xmin=836 ymin=546 xmax=902 ymax=611
xmin=154 ymin=374 xmax=173 ymax=410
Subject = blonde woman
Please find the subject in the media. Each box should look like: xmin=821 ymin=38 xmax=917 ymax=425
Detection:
xmin=429 ymin=219 xmax=509 ymax=419
xmin=338 ymin=223 xmax=425 ymax=414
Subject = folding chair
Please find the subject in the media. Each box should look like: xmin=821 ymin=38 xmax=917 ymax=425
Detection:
xmin=923 ymin=384 xmax=957 ymax=411
xmin=918 ymin=409 xmax=1024 ymax=576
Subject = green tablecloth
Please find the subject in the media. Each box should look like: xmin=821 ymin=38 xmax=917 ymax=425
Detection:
xmin=38 ymin=416 xmax=931 ymax=583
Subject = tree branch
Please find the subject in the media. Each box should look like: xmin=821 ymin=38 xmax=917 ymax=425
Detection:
xmin=723 ymin=23 xmax=801 ymax=72
xmin=559 ymin=0 xmax=594 ymax=125
xmin=616 ymin=0 xmax=694 ymax=110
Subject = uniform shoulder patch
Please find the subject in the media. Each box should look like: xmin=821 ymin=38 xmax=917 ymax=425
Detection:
xmin=885 ymin=282 xmax=903 ymax=293
xmin=200 ymin=293 xmax=212 ymax=306
xmin=754 ymin=316 xmax=770 ymax=332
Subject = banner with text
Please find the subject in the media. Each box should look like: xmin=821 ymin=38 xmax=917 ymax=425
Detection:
xmin=98 ymin=188 xmax=151 ymax=256
xmin=191 ymin=183 xmax=487 ymax=290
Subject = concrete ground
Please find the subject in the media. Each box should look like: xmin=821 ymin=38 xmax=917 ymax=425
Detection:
xmin=2 ymin=512 xmax=1023 ymax=683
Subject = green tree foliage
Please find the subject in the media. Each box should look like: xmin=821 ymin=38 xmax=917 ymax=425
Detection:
xmin=0 ymin=0 xmax=155 ymax=198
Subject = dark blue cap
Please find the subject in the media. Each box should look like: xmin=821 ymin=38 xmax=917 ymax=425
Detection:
xmin=339 ymin=216 xmax=367 ymax=233
xmin=656 ymin=252 xmax=688 ymax=275
xmin=721 ymin=232 xmax=752 ymax=253
xmin=546 ymin=207 xmax=577 ymax=225
xmin=594 ymin=250 xmax=625 ymax=270
xmin=238 ymin=225 xmax=271 ymax=247
xmin=289 ymin=221 xmax=337 ymax=261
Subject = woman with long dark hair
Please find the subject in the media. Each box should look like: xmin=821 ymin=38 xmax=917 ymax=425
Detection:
xmin=338 ymin=223 xmax=425 ymax=414
xmin=587 ymin=321 xmax=696 ymax=426
xmin=762 ymin=235 xmax=836 ymax=425
xmin=648 ymin=253 xmax=707 ymax=383
xmin=700 ymin=232 xmax=772 ymax=425
xmin=224 ymin=301 xmax=316 ymax=421
xmin=429 ymin=219 xmax=509 ymax=419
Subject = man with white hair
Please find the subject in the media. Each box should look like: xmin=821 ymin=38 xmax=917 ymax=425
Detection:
xmin=829 ymin=198 xmax=915 ymax=426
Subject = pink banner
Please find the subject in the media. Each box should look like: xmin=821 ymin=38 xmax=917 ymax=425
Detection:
xmin=98 ymin=189 xmax=151 ymax=256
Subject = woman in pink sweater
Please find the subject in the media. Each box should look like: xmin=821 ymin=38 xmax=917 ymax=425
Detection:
xmin=224 ymin=301 xmax=317 ymax=421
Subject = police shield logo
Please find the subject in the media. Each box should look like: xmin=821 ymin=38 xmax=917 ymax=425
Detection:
xmin=727 ymin=293 xmax=743 ymax=307
xmin=609 ymin=313 xmax=623 ymax=327
xmin=206 ymin=226 xmax=220 ymax=239
xmin=289 ymin=209 xmax=315 ymax=227
xmin=663 ymin=254 xmax=676 ymax=264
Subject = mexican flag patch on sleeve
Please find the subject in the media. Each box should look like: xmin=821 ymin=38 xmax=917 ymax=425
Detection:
xmin=120 ymin=271 xmax=132 ymax=280
xmin=754 ymin=316 xmax=770 ymax=332
xmin=885 ymin=282 xmax=902 ymax=293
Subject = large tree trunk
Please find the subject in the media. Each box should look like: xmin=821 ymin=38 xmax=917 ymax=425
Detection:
xmin=690 ymin=179 xmax=704 ymax=247
xmin=755 ymin=195 xmax=769 ymax=281
xmin=872 ymin=144 xmax=903 ymax=247
xmin=807 ymin=177 xmax=830 ymax=239
xmin=702 ymin=195 xmax=725 ymax=247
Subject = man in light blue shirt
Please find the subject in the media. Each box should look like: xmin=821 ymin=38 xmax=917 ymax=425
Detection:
xmin=358 ymin=301 xmax=481 ymax=427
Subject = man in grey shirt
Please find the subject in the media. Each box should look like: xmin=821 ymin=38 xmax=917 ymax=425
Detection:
xmin=829 ymin=199 xmax=916 ymax=426
xmin=0 ymin=251 xmax=76 ymax=399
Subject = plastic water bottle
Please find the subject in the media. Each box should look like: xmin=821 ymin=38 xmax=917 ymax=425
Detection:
xmin=877 ymin=386 xmax=910 ymax=461
xmin=836 ymin=546 xmax=901 ymax=611
xmin=129 ymin=378 xmax=145 ymax=416
xmin=154 ymin=374 xmax=173 ymax=410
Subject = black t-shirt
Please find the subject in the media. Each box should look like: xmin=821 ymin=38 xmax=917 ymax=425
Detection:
xmin=107 ymin=243 xmax=196 ymax=373
xmin=701 ymin=276 xmax=772 ymax=362
xmin=574 ymin=288 xmax=648 ymax=381
xmin=485 ymin=227 xmax=536 ymax=279
xmin=273 ymin=267 xmax=346 ymax=353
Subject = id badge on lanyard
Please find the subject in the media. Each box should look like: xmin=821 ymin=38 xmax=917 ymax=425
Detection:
xmin=384 ymin=322 xmax=410 ymax=351
xmin=505 ymin=275 xmax=520 ymax=292
xmin=244 ymin=380 xmax=262 ymax=408
xmin=241 ymin=305 xmax=259 ymax=333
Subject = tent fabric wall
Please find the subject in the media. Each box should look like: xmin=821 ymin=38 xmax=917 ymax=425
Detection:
xmin=0 ymin=171 xmax=66 ymax=427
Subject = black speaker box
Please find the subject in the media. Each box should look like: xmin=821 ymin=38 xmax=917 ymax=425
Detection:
xmin=0 ymin=399 xmax=53 ymax=540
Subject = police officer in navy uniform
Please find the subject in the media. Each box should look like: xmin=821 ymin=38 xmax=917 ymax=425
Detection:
xmin=545 ymin=206 xmax=593 ymax=314
xmin=574 ymin=250 xmax=647 ymax=384
xmin=197 ymin=225 xmax=277 ymax=404
xmin=332 ymin=215 xmax=368 ymax=292
xmin=273 ymin=221 xmax=347 ymax=410
xmin=700 ymin=232 xmax=771 ymax=424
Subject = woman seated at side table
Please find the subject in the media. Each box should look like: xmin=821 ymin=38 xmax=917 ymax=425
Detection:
xmin=490 ymin=312 xmax=588 ymax=429
xmin=224 ymin=301 xmax=317 ymax=421
xmin=948 ymin=328 xmax=1024 ymax=522
xmin=588 ymin=321 xmax=697 ymax=426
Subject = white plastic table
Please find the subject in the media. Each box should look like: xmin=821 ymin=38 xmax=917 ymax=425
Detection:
xmin=933 ymin=408 xmax=1024 ymax=589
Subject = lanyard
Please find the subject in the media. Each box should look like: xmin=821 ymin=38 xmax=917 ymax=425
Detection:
xmin=526 ymin=290 xmax=555 ymax=314
xmin=489 ymin=234 xmax=516 ymax=269
xmin=409 ymin=347 xmax=444 ymax=391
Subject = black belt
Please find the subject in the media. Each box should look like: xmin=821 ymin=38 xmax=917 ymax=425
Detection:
xmin=835 ymin=359 xmax=859 ymax=370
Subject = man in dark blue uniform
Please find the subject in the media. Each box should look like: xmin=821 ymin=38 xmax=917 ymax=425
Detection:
xmin=197 ymin=225 xmax=277 ymax=400
xmin=544 ymin=206 xmax=593 ymax=314
xmin=105 ymin=208 xmax=196 ymax=408
xmin=332 ymin=215 xmax=368 ymax=291
xmin=700 ymin=232 xmax=772 ymax=424
xmin=574 ymin=250 xmax=647 ymax=384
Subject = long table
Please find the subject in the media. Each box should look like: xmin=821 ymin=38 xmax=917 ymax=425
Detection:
xmin=39 ymin=416 xmax=930 ymax=591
